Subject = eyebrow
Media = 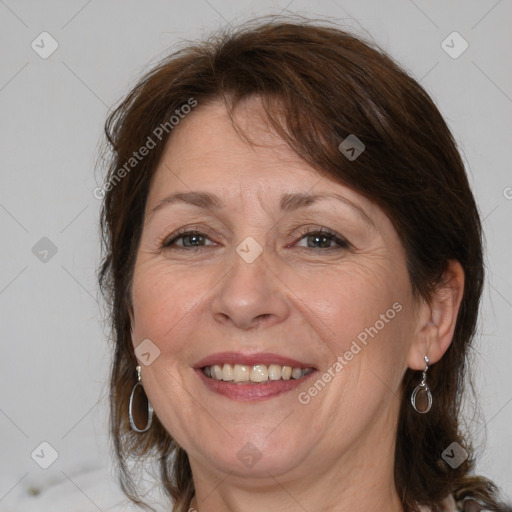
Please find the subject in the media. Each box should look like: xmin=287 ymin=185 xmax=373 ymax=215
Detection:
xmin=150 ymin=191 xmax=375 ymax=228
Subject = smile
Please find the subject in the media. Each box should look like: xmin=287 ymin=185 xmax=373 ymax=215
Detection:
xmin=194 ymin=352 xmax=318 ymax=400
xmin=203 ymin=363 xmax=315 ymax=383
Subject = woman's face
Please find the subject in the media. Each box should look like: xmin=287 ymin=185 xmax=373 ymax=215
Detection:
xmin=131 ymin=98 xmax=422 ymax=482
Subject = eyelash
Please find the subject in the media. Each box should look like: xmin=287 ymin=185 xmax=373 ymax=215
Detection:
xmin=294 ymin=226 xmax=350 ymax=251
xmin=161 ymin=226 xmax=213 ymax=251
xmin=162 ymin=226 xmax=350 ymax=252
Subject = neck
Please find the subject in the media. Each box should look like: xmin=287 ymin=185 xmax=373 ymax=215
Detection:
xmin=187 ymin=417 xmax=403 ymax=512
xmin=188 ymin=466 xmax=402 ymax=512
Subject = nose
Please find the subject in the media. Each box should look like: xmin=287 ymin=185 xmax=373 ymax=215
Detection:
xmin=210 ymin=247 xmax=290 ymax=331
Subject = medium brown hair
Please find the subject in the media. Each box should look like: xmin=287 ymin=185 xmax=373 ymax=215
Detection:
xmin=99 ymin=17 xmax=505 ymax=512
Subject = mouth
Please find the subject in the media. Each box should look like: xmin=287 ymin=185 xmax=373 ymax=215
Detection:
xmin=202 ymin=363 xmax=315 ymax=383
xmin=194 ymin=352 xmax=318 ymax=401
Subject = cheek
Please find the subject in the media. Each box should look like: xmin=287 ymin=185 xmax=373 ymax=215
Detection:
xmin=291 ymin=259 xmax=407 ymax=352
xmin=130 ymin=259 xmax=207 ymax=351
xmin=330 ymin=266 xmax=413 ymax=396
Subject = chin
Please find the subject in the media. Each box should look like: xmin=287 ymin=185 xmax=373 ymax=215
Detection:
xmin=190 ymin=431 xmax=310 ymax=479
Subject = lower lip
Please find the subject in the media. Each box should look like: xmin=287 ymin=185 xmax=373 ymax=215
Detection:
xmin=195 ymin=369 xmax=317 ymax=401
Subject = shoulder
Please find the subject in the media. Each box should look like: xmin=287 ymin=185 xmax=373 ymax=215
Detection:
xmin=417 ymin=494 xmax=505 ymax=512
xmin=418 ymin=495 xmax=461 ymax=512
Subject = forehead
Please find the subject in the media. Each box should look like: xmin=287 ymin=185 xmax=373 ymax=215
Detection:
xmin=142 ymin=98 xmax=408 ymax=266
xmin=153 ymin=98 xmax=312 ymax=184
xmin=145 ymin=98 xmax=384 ymax=231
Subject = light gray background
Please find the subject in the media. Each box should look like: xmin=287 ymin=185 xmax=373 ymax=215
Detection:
xmin=1 ymin=1 xmax=511 ymax=510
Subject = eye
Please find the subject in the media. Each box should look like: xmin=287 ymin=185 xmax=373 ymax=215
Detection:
xmin=161 ymin=226 xmax=350 ymax=252
xmin=162 ymin=228 xmax=216 ymax=250
xmin=294 ymin=227 xmax=350 ymax=250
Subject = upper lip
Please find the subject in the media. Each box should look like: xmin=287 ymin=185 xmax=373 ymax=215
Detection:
xmin=194 ymin=352 xmax=317 ymax=370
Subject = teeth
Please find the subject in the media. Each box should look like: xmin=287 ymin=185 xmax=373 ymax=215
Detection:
xmin=203 ymin=363 xmax=313 ymax=383
xmin=222 ymin=364 xmax=234 ymax=381
xmin=291 ymin=367 xmax=303 ymax=379
xmin=268 ymin=364 xmax=282 ymax=380
xmin=251 ymin=364 xmax=268 ymax=382
xmin=233 ymin=364 xmax=250 ymax=382
xmin=212 ymin=364 xmax=223 ymax=380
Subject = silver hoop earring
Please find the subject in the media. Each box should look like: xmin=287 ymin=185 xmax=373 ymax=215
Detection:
xmin=129 ymin=365 xmax=153 ymax=433
xmin=411 ymin=355 xmax=432 ymax=414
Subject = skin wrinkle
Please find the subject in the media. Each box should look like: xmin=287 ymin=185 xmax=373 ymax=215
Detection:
xmin=143 ymin=203 xmax=376 ymax=259
xmin=129 ymin=98 xmax=462 ymax=512
xmin=148 ymin=191 xmax=376 ymax=233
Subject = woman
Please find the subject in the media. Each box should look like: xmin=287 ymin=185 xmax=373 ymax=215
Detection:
xmin=98 ymin=18 xmax=506 ymax=512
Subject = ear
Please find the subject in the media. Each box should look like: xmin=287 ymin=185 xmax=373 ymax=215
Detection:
xmin=407 ymin=260 xmax=465 ymax=370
